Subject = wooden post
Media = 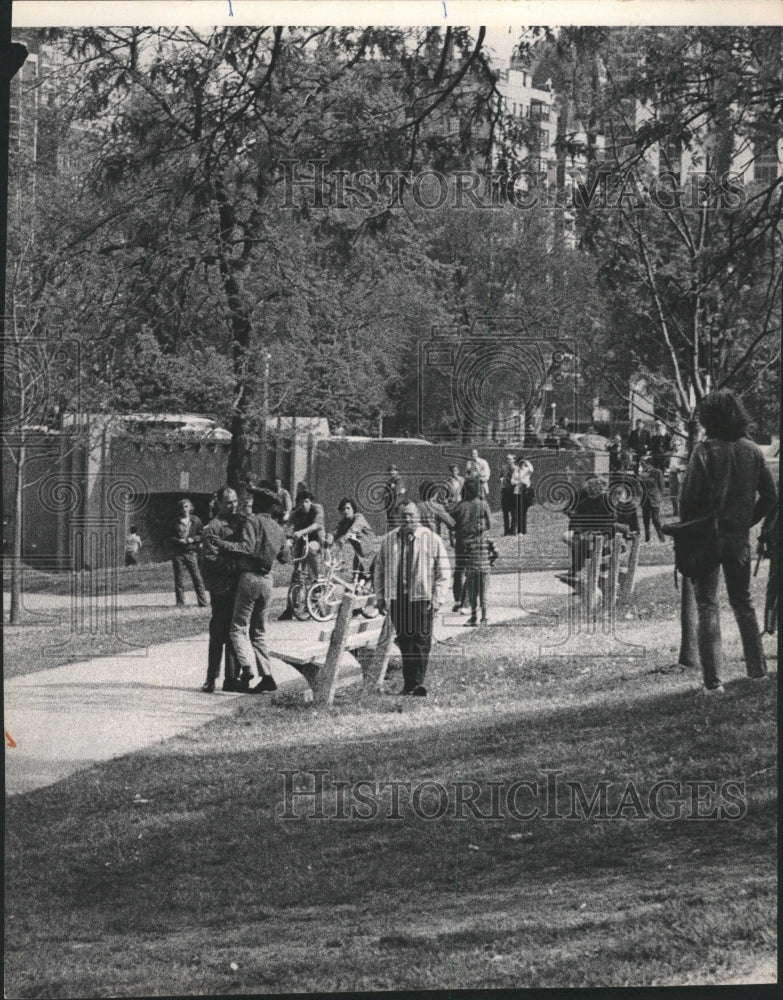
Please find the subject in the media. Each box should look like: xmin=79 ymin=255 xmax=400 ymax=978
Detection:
xmin=619 ymin=532 xmax=641 ymax=604
xmin=583 ymin=533 xmax=602 ymax=627
xmin=366 ymin=614 xmax=395 ymax=692
xmin=610 ymin=534 xmax=622 ymax=607
xmin=312 ymin=589 xmax=355 ymax=707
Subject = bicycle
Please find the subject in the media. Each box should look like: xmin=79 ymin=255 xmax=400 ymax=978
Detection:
xmin=305 ymin=543 xmax=379 ymax=623
xmin=286 ymin=537 xmax=317 ymax=621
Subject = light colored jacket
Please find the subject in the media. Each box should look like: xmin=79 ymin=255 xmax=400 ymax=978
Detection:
xmin=374 ymin=525 xmax=451 ymax=606
xmin=512 ymin=460 xmax=533 ymax=492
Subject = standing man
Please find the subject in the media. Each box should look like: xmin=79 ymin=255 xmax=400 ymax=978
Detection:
xmin=513 ymin=454 xmax=535 ymax=536
xmin=273 ymin=476 xmax=293 ymax=523
xmin=467 ymin=447 xmax=490 ymax=499
xmin=124 ymin=525 xmax=143 ymax=567
xmin=500 ymin=453 xmax=517 ymax=535
xmin=200 ymin=486 xmax=241 ymax=693
xmin=650 ymin=419 xmax=673 ymax=472
xmin=607 ymin=433 xmax=626 ymax=476
xmin=213 ymin=485 xmax=291 ymax=693
xmin=638 ymin=457 xmax=666 ymax=543
xmin=374 ymin=500 xmax=450 ymax=697
xmin=627 ymin=419 xmax=652 ymax=466
xmin=758 ymin=508 xmax=778 ymax=636
xmin=383 ymin=464 xmax=407 ymax=527
xmin=450 ymin=478 xmax=492 ymax=614
xmin=680 ymin=390 xmax=776 ymax=693
xmin=170 ymin=498 xmax=208 ymax=608
xmin=444 ymin=463 xmax=465 ymax=510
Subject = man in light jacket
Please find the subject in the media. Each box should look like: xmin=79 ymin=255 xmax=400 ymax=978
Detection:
xmin=374 ymin=500 xmax=450 ymax=697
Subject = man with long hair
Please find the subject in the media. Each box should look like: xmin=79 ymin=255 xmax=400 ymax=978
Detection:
xmin=680 ymin=390 xmax=777 ymax=693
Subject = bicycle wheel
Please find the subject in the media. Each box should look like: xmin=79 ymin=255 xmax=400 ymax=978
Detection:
xmin=306 ymin=580 xmax=340 ymax=622
xmin=288 ymin=580 xmax=311 ymax=621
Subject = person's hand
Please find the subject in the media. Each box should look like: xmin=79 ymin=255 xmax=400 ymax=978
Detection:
xmin=756 ymin=536 xmax=766 ymax=556
xmin=377 ymin=598 xmax=387 ymax=616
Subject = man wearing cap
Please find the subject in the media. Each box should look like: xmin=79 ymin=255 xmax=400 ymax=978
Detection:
xmin=374 ymin=500 xmax=450 ymax=697
xmin=383 ymin=465 xmax=407 ymax=528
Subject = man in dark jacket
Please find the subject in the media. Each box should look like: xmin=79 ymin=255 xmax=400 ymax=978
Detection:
xmin=450 ymin=477 xmax=491 ymax=614
xmin=627 ymin=419 xmax=652 ymax=464
xmin=170 ymin=498 xmax=208 ymax=607
xmin=200 ymin=486 xmax=241 ymax=693
xmin=650 ymin=419 xmax=673 ymax=471
xmin=213 ymin=486 xmax=290 ymax=693
xmin=680 ymin=390 xmax=777 ymax=692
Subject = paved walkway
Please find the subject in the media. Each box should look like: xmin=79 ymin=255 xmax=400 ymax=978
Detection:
xmin=5 ymin=567 xmax=671 ymax=797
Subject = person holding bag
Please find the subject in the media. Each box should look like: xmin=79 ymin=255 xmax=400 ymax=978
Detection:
xmin=677 ymin=391 xmax=777 ymax=693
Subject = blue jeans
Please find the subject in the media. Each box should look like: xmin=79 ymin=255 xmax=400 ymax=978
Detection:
xmin=229 ymin=572 xmax=273 ymax=680
xmin=692 ymin=535 xmax=766 ymax=688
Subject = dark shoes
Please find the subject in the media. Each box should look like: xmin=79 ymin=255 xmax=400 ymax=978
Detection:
xmin=237 ymin=674 xmax=253 ymax=693
xmin=252 ymin=674 xmax=278 ymax=693
xmin=464 ymin=617 xmax=478 ymax=627
xmin=201 ymin=680 xmax=215 ymax=693
xmin=278 ymin=607 xmax=294 ymax=621
xmin=399 ymin=684 xmax=427 ymax=697
xmin=222 ymin=678 xmax=241 ymax=692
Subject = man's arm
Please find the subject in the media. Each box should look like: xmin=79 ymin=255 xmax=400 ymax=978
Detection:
xmin=432 ymin=533 xmax=451 ymax=608
xmin=213 ymin=516 xmax=258 ymax=555
xmin=679 ymin=447 xmax=708 ymax=521
xmin=373 ymin=538 xmax=387 ymax=609
xmin=202 ymin=524 xmax=238 ymax=574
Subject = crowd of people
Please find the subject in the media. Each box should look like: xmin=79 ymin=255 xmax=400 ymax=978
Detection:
xmin=123 ymin=396 xmax=776 ymax=699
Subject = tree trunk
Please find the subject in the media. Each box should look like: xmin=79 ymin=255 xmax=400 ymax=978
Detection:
xmin=214 ymin=182 xmax=255 ymax=490
xmin=10 ymin=443 xmax=24 ymax=624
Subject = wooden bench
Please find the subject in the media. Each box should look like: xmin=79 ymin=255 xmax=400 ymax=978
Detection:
xmin=577 ymin=530 xmax=641 ymax=619
xmin=272 ymin=591 xmax=387 ymax=706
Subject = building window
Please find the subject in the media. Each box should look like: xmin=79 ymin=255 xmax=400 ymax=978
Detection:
xmin=754 ymin=138 xmax=780 ymax=185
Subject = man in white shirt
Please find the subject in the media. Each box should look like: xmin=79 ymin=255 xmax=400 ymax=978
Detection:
xmin=467 ymin=448 xmax=490 ymax=499
xmin=374 ymin=501 xmax=450 ymax=697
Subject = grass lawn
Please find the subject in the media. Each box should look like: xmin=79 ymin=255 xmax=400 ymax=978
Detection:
xmin=4 ymin=567 xmax=777 ymax=996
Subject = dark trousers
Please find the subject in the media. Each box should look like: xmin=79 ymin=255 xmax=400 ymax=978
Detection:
xmin=172 ymin=552 xmax=208 ymax=606
xmin=467 ymin=569 xmax=489 ymax=618
xmin=516 ymin=486 xmax=530 ymax=535
xmin=501 ymin=488 xmax=516 ymax=535
xmin=390 ymin=599 xmax=434 ymax=692
xmin=641 ymin=501 xmax=664 ymax=542
xmin=764 ymin=547 xmax=778 ymax=635
xmin=692 ymin=535 xmax=766 ymax=688
xmin=124 ymin=552 xmax=138 ymax=567
xmin=452 ymin=543 xmax=468 ymax=606
xmin=207 ymin=592 xmax=239 ymax=684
